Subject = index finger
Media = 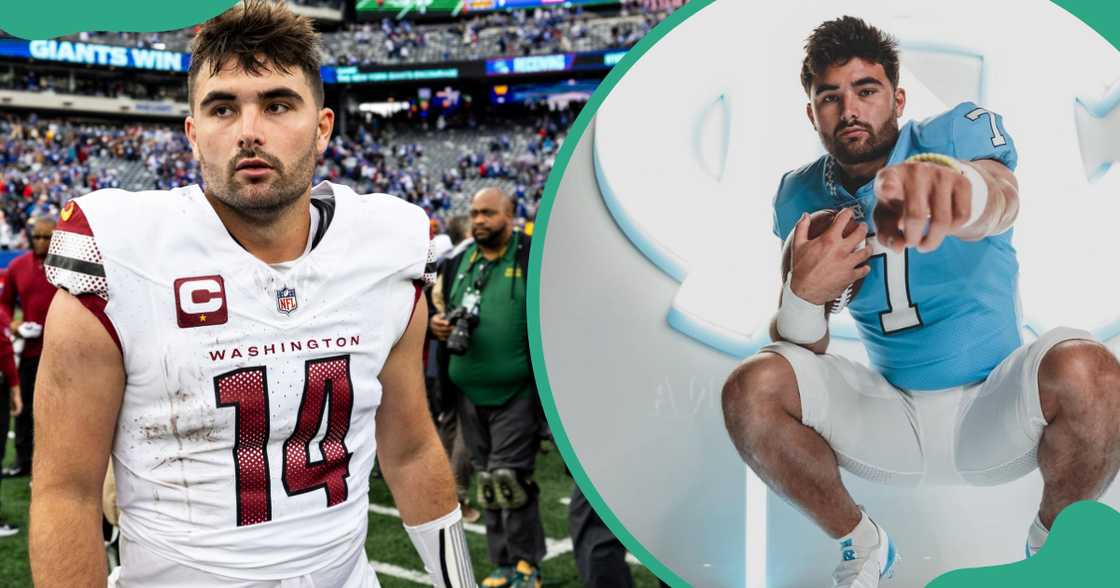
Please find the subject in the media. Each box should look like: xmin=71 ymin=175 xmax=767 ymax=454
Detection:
xmin=874 ymin=167 xmax=903 ymax=203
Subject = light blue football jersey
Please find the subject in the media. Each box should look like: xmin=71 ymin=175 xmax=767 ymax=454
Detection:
xmin=772 ymin=102 xmax=1020 ymax=390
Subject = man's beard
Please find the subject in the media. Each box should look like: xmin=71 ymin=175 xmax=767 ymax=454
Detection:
xmin=201 ymin=140 xmax=317 ymax=222
xmin=823 ymin=116 xmax=899 ymax=165
xmin=473 ymin=224 xmax=508 ymax=249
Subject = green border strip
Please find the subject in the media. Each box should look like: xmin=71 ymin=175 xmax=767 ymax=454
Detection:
xmin=1053 ymin=0 xmax=1120 ymax=53
xmin=0 ymin=0 xmax=237 ymax=40
xmin=527 ymin=1 xmax=716 ymax=586
xmin=929 ymin=501 xmax=1120 ymax=586
xmin=528 ymin=1 xmax=1120 ymax=587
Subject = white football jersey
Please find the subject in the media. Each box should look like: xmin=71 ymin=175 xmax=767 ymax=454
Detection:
xmin=45 ymin=181 xmax=433 ymax=580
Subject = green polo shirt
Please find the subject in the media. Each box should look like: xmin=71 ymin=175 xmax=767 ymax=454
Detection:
xmin=447 ymin=234 xmax=532 ymax=406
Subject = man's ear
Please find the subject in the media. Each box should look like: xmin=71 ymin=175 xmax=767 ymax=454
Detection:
xmin=184 ymin=116 xmax=200 ymax=160
xmin=894 ymin=86 xmax=906 ymax=119
xmin=317 ymin=107 xmax=335 ymax=153
xmin=806 ymin=102 xmax=817 ymax=130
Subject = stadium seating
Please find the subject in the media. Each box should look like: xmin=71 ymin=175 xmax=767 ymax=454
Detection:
xmin=52 ymin=4 xmax=671 ymax=66
xmin=0 ymin=104 xmax=570 ymax=239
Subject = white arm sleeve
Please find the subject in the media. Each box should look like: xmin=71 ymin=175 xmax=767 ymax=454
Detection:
xmin=404 ymin=506 xmax=477 ymax=588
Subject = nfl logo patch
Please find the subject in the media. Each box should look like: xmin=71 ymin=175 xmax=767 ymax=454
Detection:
xmin=276 ymin=287 xmax=298 ymax=315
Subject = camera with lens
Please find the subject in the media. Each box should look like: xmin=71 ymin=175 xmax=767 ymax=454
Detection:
xmin=445 ymin=303 xmax=480 ymax=355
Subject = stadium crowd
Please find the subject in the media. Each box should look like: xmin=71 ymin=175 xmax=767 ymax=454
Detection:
xmin=0 ymin=103 xmax=572 ymax=248
xmin=0 ymin=70 xmax=187 ymax=103
xmin=324 ymin=4 xmax=670 ymax=65
xmin=319 ymin=103 xmax=570 ymax=223
xmin=0 ymin=114 xmax=142 ymax=249
xmin=48 ymin=2 xmax=675 ymax=66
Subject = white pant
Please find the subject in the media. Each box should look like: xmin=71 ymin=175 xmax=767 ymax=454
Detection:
xmin=107 ymin=534 xmax=381 ymax=588
xmin=762 ymin=327 xmax=1092 ymax=486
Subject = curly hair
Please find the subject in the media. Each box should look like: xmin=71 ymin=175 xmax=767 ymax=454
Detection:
xmin=800 ymin=16 xmax=899 ymax=95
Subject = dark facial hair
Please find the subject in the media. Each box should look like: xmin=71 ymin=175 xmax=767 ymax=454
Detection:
xmin=201 ymin=135 xmax=317 ymax=222
xmin=823 ymin=115 xmax=899 ymax=166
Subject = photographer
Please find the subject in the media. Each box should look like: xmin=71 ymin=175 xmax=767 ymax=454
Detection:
xmin=430 ymin=188 xmax=544 ymax=588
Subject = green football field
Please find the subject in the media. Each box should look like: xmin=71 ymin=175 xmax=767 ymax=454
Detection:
xmin=0 ymin=431 xmax=660 ymax=587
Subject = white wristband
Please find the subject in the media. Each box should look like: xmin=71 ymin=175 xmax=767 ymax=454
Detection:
xmin=404 ymin=506 xmax=476 ymax=588
xmin=959 ymin=161 xmax=989 ymax=228
xmin=776 ymin=275 xmax=827 ymax=344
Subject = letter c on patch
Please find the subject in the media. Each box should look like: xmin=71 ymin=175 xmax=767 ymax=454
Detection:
xmin=174 ymin=275 xmax=228 ymax=328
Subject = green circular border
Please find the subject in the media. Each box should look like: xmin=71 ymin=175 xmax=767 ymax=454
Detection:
xmin=527 ymin=1 xmax=1120 ymax=586
xmin=0 ymin=0 xmax=238 ymax=39
xmin=528 ymin=1 xmax=716 ymax=584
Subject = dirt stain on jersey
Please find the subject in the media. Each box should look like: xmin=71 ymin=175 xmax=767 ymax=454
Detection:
xmin=168 ymin=413 xmax=194 ymax=523
xmin=175 ymin=412 xmax=219 ymax=444
xmin=141 ymin=422 xmax=170 ymax=441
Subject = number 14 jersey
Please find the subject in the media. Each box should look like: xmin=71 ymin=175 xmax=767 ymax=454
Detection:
xmin=45 ymin=181 xmax=432 ymax=580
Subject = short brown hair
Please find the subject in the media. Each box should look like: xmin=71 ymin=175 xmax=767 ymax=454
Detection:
xmin=188 ymin=0 xmax=324 ymax=110
xmin=800 ymin=16 xmax=899 ymax=96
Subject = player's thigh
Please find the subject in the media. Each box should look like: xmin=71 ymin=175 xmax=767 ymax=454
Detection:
xmin=762 ymin=342 xmax=923 ymax=486
xmin=957 ymin=327 xmax=1094 ymax=485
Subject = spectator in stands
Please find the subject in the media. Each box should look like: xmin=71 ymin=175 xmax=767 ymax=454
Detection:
xmin=430 ymin=188 xmax=543 ymax=588
xmin=46 ymin=1 xmax=664 ymax=68
xmin=0 ymin=217 xmax=58 ymax=478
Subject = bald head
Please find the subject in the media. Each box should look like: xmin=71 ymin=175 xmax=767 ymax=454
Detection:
xmin=470 ymin=187 xmax=515 ymax=251
xmin=472 ymin=187 xmax=516 ymax=216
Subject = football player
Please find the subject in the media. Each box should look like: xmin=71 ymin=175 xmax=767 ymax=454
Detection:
xmin=28 ymin=2 xmax=475 ymax=587
xmin=721 ymin=16 xmax=1120 ymax=588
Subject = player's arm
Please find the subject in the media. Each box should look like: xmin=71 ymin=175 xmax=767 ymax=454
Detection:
xmin=955 ymin=158 xmax=1019 ymax=240
xmin=376 ymin=299 xmax=476 ymax=588
xmin=29 ymin=290 xmax=124 ymax=587
xmin=769 ymin=208 xmax=871 ymax=354
xmin=873 ymin=155 xmax=1020 ymax=252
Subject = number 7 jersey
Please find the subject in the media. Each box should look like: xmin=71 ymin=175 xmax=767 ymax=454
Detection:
xmin=45 ymin=181 xmax=433 ymax=580
xmin=772 ymin=102 xmax=1021 ymax=391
